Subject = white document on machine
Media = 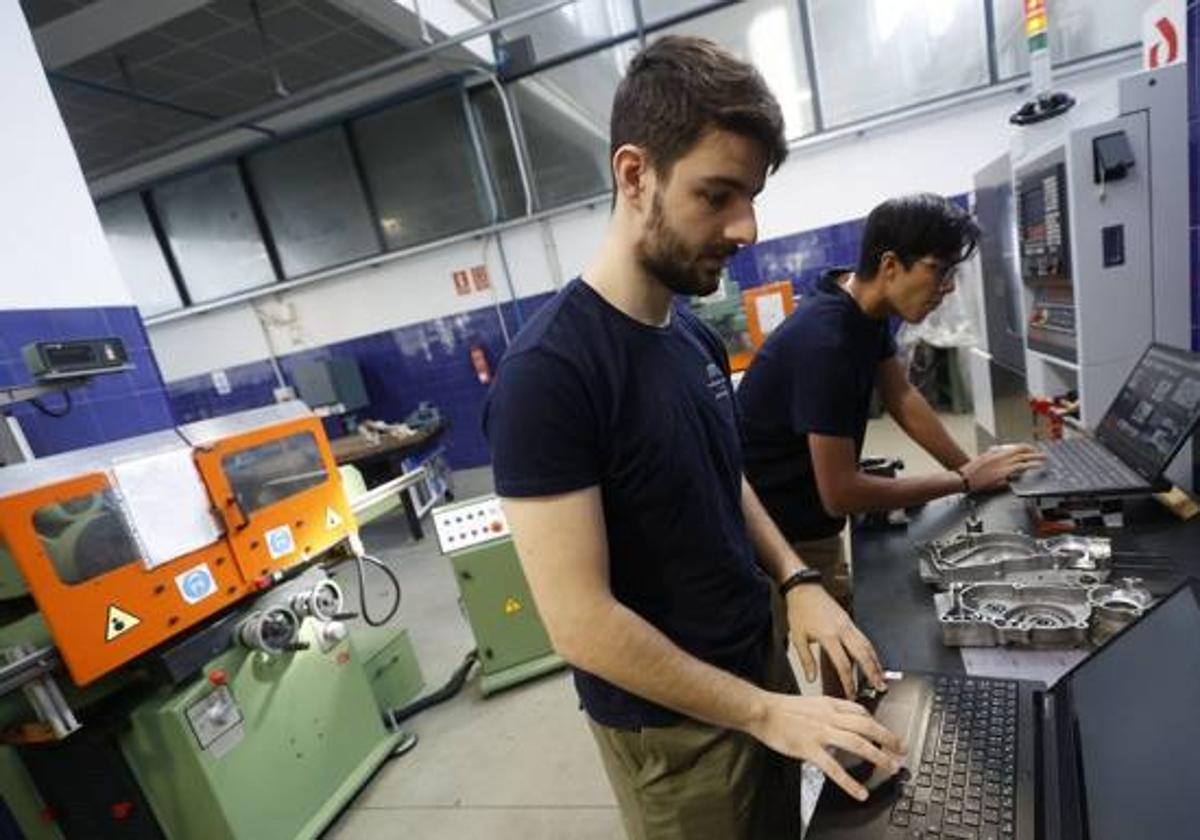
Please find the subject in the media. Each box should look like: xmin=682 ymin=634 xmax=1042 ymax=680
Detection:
xmin=111 ymin=446 xmax=225 ymax=569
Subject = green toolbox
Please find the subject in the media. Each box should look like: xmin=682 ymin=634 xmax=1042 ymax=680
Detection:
xmin=432 ymin=495 xmax=565 ymax=696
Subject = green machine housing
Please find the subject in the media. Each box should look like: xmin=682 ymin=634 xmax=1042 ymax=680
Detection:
xmin=433 ymin=495 xmax=565 ymax=695
xmin=0 ymin=563 xmax=424 ymax=840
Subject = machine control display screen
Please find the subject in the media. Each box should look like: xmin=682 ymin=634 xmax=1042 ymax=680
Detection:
xmin=1096 ymin=345 xmax=1200 ymax=479
xmin=1018 ymin=163 xmax=1071 ymax=283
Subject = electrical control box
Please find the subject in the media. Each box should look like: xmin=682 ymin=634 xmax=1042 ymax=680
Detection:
xmin=22 ymin=337 xmax=130 ymax=380
xmin=432 ymin=495 xmax=509 ymax=554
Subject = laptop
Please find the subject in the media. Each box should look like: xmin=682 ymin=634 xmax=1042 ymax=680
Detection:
xmin=806 ymin=578 xmax=1200 ymax=840
xmin=1012 ymin=343 xmax=1200 ymax=497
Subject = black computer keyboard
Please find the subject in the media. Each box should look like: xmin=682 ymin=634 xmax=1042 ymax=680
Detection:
xmin=1017 ymin=437 xmax=1142 ymax=492
xmin=889 ymin=675 xmax=1018 ymax=840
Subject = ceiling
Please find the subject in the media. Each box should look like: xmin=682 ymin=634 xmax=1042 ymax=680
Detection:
xmin=20 ymin=0 xmax=492 ymax=181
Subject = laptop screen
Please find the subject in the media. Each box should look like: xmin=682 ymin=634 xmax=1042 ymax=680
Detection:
xmin=1059 ymin=581 xmax=1200 ymax=840
xmin=1094 ymin=343 xmax=1200 ymax=480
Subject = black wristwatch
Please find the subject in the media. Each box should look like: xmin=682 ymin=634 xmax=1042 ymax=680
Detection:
xmin=779 ymin=567 xmax=824 ymax=598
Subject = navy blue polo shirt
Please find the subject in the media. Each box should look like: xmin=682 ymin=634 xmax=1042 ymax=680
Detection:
xmin=483 ymin=278 xmax=772 ymax=729
xmin=739 ymin=270 xmax=897 ymax=541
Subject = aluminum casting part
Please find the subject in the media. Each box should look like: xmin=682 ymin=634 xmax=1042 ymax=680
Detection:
xmin=918 ymin=532 xmax=1112 ymax=587
xmin=934 ymin=579 xmax=1154 ymax=648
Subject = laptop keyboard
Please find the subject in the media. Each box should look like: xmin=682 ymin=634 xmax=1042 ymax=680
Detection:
xmin=889 ymin=675 xmax=1018 ymax=839
xmin=1017 ymin=437 xmax=1143 ymax=492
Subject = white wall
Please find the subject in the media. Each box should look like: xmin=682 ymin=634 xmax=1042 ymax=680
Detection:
xmin=0 ymin=2 xmax=131 ymax=310
xmin=146 ymin=56 xmax=1138 ymax=384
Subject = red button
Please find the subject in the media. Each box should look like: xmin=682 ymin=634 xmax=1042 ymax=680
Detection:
xmin=490 ymin=521 xmax=503 ymax=533
xmin=208 ymin=669 xmax=229 ymax=686
xmin=253 ymin=576 xmax=272 ymax=591
xmin=111 ymin=801 xmax=135 ymax=821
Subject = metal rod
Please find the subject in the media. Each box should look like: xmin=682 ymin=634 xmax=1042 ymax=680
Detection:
xmin=0 ymin=646 xmax=60 ymax=699
xmin=87 ymin=0 xmax=580 ymax=181
xmin=350 ymin=467 xmax=428 ymax=514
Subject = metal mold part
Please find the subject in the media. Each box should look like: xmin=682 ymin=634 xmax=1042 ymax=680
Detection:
xmin=918 ymin=532 xmax=1112 ymax=587
xmin=933 ymin=578 xmax=1152 ymax=648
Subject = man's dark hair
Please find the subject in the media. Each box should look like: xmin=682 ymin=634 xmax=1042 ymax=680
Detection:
xmin=856 ymin=194 xmax=981 ymax=278
xmin=610 ymin=36 xmax=787 ymax=185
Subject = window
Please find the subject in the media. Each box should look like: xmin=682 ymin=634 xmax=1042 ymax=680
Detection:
xmin=508 ymin=44 xmax=632 ymax=209
xmin=808 ymin=0 xmax=990 ymax=127
xmin=152 ymin=163 xmax=277 ymax=304
xmin=493 ymin=0 xmax=636 ymax=72
xmin=468 ymin=84 xmax=528 ymax=222
xmin=351 ymin=88 xmax=490 ymax=250
xmin=222 ymin=432 xmax=327 ymax=514
xmin=640 ymin=0 xmax=728 ymax=26
xmin=992 ymin=0 xmax=1142 ymax=80
xmin=655 ymin=0 xmax=815 ymax=139
xmin=245 ymin=127 xmax=380 ymax=278
xmin=96 ymin=193 xmax=182 ymax=317
xmin=34 ymin=490 xmax=140 ymax=585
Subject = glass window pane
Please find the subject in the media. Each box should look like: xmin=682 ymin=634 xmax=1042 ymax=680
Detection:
xmin=992 ymin=0 xmax=1142 ymax=80
xmin=808 ymin=0 xmax=990 ymax=127
xmin=152 ymin=164 xmax=277 ymax=304
xmin=34 ymin=489 xmax=139 ymax=585
xmin=96 ymin=193 xmax=182 ymax=317
xmin=245 ymin=127 xmax=380 ymax=278
xmin=494 ymin=0 xmax=636 ymax=71
xmin=352 ymin=88 xmax=489 ymax=250
xmin=222 ymin=432 xmax=328 ymax=514
xmin=510 ymin=44 xmax=633 ymax=209
xmin=655 ymin=0 xmax=815 ymax=139
xmin=469 ymin=85 xmax=528 ymax=222
xmin=640 ymin=0 xmax=725 ymax=26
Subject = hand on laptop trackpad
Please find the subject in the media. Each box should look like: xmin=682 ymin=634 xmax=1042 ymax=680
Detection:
xmin=831 ymin=675 xmax=929 ymax=797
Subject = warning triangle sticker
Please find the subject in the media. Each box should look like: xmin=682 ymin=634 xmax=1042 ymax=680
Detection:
xmin=503 ymin=596 xmax=523 ymax=615
xmin=105 ymin=605 xmax=141 ymax=642
xmin=326 ymin=507 xmax=343 ymax=529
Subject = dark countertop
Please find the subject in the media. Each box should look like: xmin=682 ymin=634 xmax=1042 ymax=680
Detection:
xmin=849 ymin=491 xmax=1199 ymax=675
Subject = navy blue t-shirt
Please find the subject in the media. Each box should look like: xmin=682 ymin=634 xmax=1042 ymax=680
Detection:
xmin=483 ymin=278 xmax=772 ymax=729
xmin=739 ymin=271 xmax=897 ymax=541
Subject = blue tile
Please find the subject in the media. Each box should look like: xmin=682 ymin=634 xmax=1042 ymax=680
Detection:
xmin=48 ymin=307 xmax=109 ymax=340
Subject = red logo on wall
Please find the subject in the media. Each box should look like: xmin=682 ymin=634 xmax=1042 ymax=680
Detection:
xmin=470 ymin=264 xmax=491 ymax=292
xmin=1148 ymin=17 xmax=1179 ymax=68
xmin=453 ymin=270 xmax=471 ymax=295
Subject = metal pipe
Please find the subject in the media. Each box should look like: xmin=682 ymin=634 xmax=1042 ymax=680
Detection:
xmin=88 ymin=0 xmax=581 ymax=181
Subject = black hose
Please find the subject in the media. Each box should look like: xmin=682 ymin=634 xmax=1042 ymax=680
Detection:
xmin=385 ymin=649 xmax=479 ymax=726
xmin=355 ymin=553 xmax=402 ymax=627
xmin=31 ymin=389 xmax=72 ymax=418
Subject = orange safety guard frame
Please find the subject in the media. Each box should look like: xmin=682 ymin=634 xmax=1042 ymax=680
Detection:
xmin=742 ymin=281 xmax=797 ymax=351
xmin=0 ymin=471 xmax=248 ymax=686
xmin=192 ymin=415 xmax=356 ymax=585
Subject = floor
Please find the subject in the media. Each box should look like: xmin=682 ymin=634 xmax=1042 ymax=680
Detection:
xmin=323 ymin=412 xmax=978 ymax=839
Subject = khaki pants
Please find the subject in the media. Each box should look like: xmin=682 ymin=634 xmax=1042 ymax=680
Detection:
xmin=791 ymin=530 xmax=852 ymax=697
xmin=790 ymin=530 xmax=851 ymax=611
xmin=588 ymin=599 xmax=803 ymax=840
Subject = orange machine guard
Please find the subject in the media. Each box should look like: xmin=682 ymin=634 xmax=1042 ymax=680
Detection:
xmin=0 ymin=414 xmax=356 ymax=687
xmin=0 ymin=471 xmax=245 ymax=686
xmin=191 ymin=415 xmax=356 ymax=585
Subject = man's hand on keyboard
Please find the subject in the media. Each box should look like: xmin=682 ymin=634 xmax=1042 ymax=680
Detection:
xmin=960 ymin=444 xmax=1046 ymax=492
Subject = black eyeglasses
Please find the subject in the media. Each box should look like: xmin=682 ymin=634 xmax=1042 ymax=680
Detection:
xmin=917 ymin=258 xmax=958 ymax=289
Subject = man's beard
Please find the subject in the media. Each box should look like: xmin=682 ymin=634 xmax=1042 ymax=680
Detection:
xmin=636 ymin=191 xmax=732 ymax=297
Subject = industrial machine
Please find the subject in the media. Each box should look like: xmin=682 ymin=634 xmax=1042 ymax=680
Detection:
xmin=0 ymin=402 xmax=424 ymax=839
xmin=969 ymin=61 xmax=1193 ymax=490
xmin=432 ymin=495 xmax=564 ymax=696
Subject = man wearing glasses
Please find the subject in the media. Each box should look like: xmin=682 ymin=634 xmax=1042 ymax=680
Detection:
xmin=738 ymin=193 xmax=1043 ymax=695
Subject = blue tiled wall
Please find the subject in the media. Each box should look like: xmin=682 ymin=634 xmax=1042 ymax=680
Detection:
xmin=728 ymin=194 xmax=970 ymax=297
xmin=1190 ymin=0 xmax=1200 ymax=350
xmin=166 ymin=294 xmax=555 ymax=470
xmin=0 ymin=305 xmax=173 ymax=456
